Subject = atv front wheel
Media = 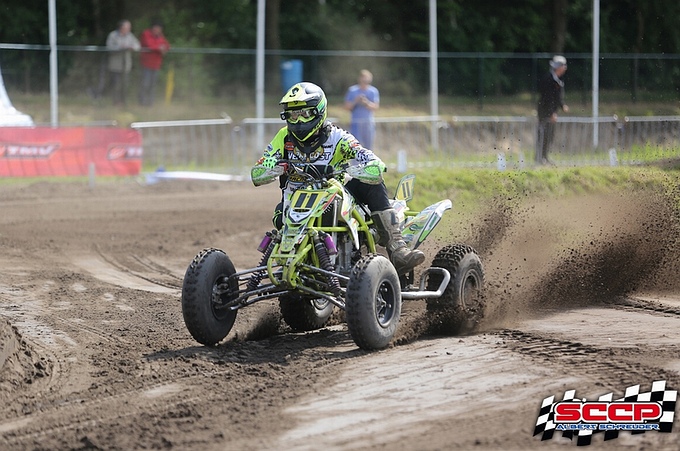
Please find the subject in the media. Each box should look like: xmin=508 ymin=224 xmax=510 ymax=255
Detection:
xmin=279 ymin=293 xmax=334 ymax=332
xmin=181 ymin=248 xmax=238 ymax=346
xmin=427 ymin=244 xmax=485 ymax=333
xmin=346 ymin=254 xmax=401 ymax=350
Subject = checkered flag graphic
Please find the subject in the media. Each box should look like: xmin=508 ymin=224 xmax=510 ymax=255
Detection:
xmin=533 ymin=380 xmax=676 ymax=446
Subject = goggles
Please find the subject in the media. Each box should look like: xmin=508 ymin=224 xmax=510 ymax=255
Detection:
xmin=280 ymin=107 xmax=318 ymax=123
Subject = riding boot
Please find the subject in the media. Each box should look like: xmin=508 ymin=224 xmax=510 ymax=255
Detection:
xmin=372 ymin=209 xmax=425 ymax=275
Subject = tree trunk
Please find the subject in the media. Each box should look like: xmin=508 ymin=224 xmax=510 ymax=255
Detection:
xmin=92 ymin=0 xmax=103 ymax=42
xmin=551 ymin=0 xmax=568 ymax=54
xmin=631 ymin=7 xmax=645 ymax=102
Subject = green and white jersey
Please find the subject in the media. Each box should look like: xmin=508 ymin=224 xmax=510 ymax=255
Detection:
xmin=252 ymin=122 xmax=384 ymax=195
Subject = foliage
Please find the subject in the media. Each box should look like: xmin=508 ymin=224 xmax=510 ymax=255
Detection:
xmin=4 ymin=1 xmax=680 ymax=54
xmin=2 ymin=0 xmax=680 ymax=98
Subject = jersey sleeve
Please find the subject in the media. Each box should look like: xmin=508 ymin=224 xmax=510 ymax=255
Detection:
xmin=331 ymin=127 xmax=384 ymax=168
xmin=253 ymin=127 xmax=288 ymax=169
xmin=251 ymin=127 xmax=289 ymax=186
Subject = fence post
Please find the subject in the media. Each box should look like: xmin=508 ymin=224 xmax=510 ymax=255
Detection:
xmin=608 ymin=148 xmax=618 ymax=166
xmin=397 ymin=150 xmax=408 ymax=173
xmin=497 ymin=152 xmax=506 ymax=171
xmin=88 ymin=162 xmax=96 ymax=188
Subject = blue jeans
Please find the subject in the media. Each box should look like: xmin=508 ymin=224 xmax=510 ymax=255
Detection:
xmin=139 ymin=68 xmax=160 ymax=106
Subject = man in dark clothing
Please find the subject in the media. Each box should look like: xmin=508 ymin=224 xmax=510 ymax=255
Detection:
xmin=536 ymin=55 xmax=569 ymax=165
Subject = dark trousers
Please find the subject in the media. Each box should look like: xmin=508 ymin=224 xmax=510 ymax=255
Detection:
xmin=344 ymin=178 xmax=390 ymax=212
xmin=110 ymin=71 xmax=130 ymax=105
xmin=535 ymin=119 xmax=556 ymax=163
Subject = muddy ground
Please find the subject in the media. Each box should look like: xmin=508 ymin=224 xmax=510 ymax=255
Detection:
xmin=1 ymin=177 xmax=680 ymax=450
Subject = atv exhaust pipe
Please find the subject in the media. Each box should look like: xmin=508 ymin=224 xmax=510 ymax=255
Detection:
xmin=401 ymin=267 xmax=451 ymax=300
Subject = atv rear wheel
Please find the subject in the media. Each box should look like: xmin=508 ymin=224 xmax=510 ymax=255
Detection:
xmin=427 ymin=244 xmax=485 ymax=333
xmin=346 ymin=254 xmax=401 ymax=350
xmin=279 ymin=293 xmax=334 ymax=332
xmin=181 ymin=248 xmax=238 ymax=346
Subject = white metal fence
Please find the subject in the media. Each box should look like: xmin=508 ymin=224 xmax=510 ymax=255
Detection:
xmin=132 ymin=116 xmax=680 ymax=174
xmin=131 ymin=117 xmax=235 ymax=172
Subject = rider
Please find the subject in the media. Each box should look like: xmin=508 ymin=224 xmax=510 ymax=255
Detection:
xmin=251 ymin=81 xmax=425 ymax=275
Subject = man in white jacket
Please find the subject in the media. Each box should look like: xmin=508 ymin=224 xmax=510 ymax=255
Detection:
xmin=106 ymin=20 xmax=141 ymax=106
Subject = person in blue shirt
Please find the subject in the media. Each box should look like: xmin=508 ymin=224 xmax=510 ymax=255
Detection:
xmin=344 ymin=70 xmax=380 ymax=150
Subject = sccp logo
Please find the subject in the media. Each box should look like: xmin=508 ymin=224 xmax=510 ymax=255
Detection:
xmin=555 ymin=401 xmax=662 ymax=424
xmin=534 ymin=380 xmax=676 ymax=446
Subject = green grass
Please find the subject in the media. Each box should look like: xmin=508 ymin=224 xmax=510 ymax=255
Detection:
xmin=4 ymin=165 xmax=680 ymax=232
xmin=384 ymin=165 xmax=680 ymax=213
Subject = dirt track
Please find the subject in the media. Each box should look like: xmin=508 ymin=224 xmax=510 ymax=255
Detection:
xmin=1 ymin=177 xmax=680 ymax=450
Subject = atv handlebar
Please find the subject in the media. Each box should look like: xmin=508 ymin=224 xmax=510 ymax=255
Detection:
xmin=277 ymin=160 xmax=347 ymax=187
xmin=277 ymin=159 xmax=384 ymax=186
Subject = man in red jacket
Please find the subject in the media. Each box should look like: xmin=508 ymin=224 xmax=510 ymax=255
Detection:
xmin=138 ymin=21 xmax=170 ymax=106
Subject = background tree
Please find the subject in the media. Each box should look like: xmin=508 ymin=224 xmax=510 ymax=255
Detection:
xmin=1 ymin=0 xmax=679 ymax=100
xmin=551 ymin=0 xmax=569 ymax=54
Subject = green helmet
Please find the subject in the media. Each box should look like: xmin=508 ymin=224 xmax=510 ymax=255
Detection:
xmin=279 ymin=82 xmax=328 ymax=160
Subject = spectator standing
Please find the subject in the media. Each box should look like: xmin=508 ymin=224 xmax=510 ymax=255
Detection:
xmin=106 ymin=20 xmax=140 ymax=106
xmin=344 ymin=69 xmax=380 ymax=150
xmin=138 ymin=21 xmax=170 ymax=106
xmin=536 ymin=55 xmax=569 ymax=165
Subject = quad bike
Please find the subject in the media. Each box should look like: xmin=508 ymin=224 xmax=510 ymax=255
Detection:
xmin=181 ymin=161 xmax=485 ymax=350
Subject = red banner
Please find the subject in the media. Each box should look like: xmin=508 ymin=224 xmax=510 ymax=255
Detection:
xmin=0 ymin=127 xmax=142 ymax=177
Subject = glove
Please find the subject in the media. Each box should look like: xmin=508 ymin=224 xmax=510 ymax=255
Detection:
xmin=346 ymin=160 xmax=386 ymax=185
xmin=251 ymin=164 xmax=285 ymax=186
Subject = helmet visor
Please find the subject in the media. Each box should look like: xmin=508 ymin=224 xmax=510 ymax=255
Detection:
xmin=280 ymin=107 xmax=318 ymax=123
